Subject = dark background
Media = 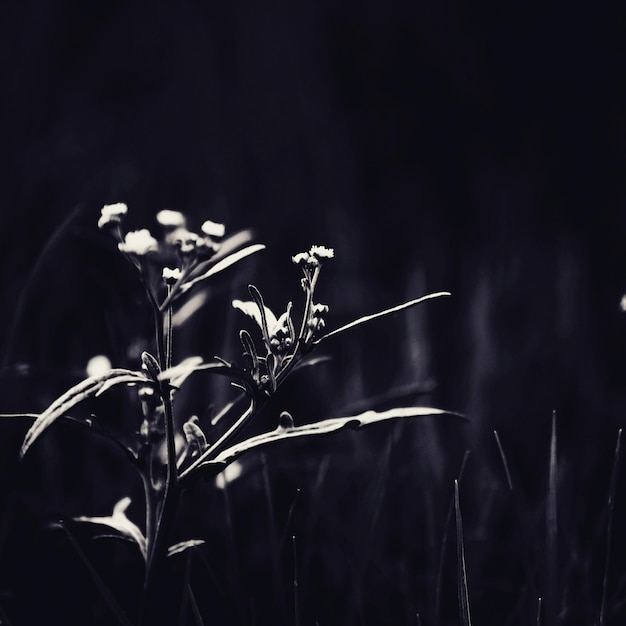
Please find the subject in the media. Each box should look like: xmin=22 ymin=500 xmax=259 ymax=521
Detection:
xmin=1 ymin=2 xmax=626 ymax=624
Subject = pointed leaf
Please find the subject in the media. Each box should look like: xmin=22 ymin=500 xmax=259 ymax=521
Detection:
xmin=74 ymin=497 xmax=147 ymax=560
xmin=20 ymin=369 xmax=148 ymax=458
xmin=180 ymin=244 xmax=266 ymax=294
xmin=195 ymin=406 xmax=464 ymax=476
xmin=313 ymin=291 xmax=451 ymax=345
xmin=168 ymin=539 xmax=206 ymax=557
xmin=248 ymin=284 xmax=274 ymax=346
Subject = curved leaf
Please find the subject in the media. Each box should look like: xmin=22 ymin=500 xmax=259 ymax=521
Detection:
xmin=74 ymin=497 xmax=147 ymax=560
xmin=20 ymin=369 xmax=148 ymax=458
xmin=313 ymin=291 xmax=452 ymax=345
xmin=180 ymin=244 xmax=266 ymax=294
xmin=168 ymin=539 xmax=206 ymax=558
xmin=193 ymin=406 xmax=464 ymax=477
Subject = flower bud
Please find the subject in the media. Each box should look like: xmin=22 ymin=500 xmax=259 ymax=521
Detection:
xmin=98 ymin=203 xmax=128 ymax=229
xmin=162 ymin=267 xmax=183 ymax=285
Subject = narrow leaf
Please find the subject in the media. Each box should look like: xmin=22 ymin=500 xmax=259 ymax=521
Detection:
xmin=196 ymin=406 xmax=463 ymax=475
xmin=599 ymin=428 xmax=622 ymax=626
xmin=74 ymin=497 xmax=147 ymax=560
xmin=455 ymin=480 xmax=472 ymax=626
xmin=313 ymin=291 xmax=451 ymax=345
xmin=60 ymin=521 xmax=135 ymax=626
xmin=168 ymin=539 xmax=206 ymax=557
xmin=180 ymin=244 xmax=266 ymax=294
xmin=546 ymin=411 xmax=558 ymax=626
xmin=240 ymin=329 xmax=260 ymax=379
xmin=20 ymin=369 xmax=148 ymax=458
xmin=248 ymin=285 xmax=273 ymax=347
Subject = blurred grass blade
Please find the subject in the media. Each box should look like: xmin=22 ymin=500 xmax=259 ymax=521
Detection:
xmin=180 ymin=244 xmax=266 ymax=294
xmin=313 ymin=291 xmax=451 ymax=345
xmin=494 ymin=430 xmax=538 ymax=603
xmin=292 ymin=535 xmax=300 ymax=626
xmin=537 ymin=597 xmax=542 ymax=626
xmin=20 ymin=369 xmax=148 ymax=458
xmin=599 ymin=428 xmax=622 ymax=626
xmin=191 ymin=406 xmax=464 ymax=478
xmin=546 ymin=411 xmax=558 ymax=626
xmin=435 ymin=450 xmax=470 ymax=626
xmin=74 ymin=497 xmax=147 ymax=560
xmin=188 ymin=584 xmax=205 ymax=626
xmin=60 ymin=521 xmax=134 ymax=626
xmin=455 ymin=480 xmax=472 ymax=626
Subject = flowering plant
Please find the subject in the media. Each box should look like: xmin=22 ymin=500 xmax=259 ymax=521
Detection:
xmin=6 ymin=205 xmax=454 ymax=624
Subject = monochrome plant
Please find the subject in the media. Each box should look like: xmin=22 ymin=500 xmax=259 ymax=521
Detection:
xmin=6 ymin=204 xmax=454 ymax=624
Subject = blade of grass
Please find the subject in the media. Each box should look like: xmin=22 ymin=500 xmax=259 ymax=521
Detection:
xmin=178 ymin=551 xmax=193 ymax=626
xmin=279 ymin=488 xmax=301 ymax=553
xmin=435 ymin=450 xmax=470 ymax=626
xmin=494 ymin=430 xmax=538 ymax=606
xmin=60 ymin=522 xmax=134 ymax=626
xmin=599 ymin=428 xmax=622 ymax=626
xmin=546 ymin=411 xmax=558 ymax=626
xmin=188 ymin=584 xmax=205 ymax=626
xmin=537 ymin=597 xmax=542 ymax=626
xmin=455 ymin=480 xmax=472 ymax=626
xmin=292 ymin=535 xmax=300 ymax=626
xmin=261 ymin=453 xmax=286 ymax=622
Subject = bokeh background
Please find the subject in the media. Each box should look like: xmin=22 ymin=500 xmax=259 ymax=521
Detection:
xmin=1 ymin=2 xmax=626 ymax=624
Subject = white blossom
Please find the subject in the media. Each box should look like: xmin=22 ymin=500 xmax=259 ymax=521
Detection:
xmin=156 ymin=210 xmax=186 ymax=228
xmin=201 ymin=220 xmax=226 ymax=238
xmin=98 ymin=202 xmax=128 ymax=229
xmin=118 ymin=229 xmax=158 ymax=256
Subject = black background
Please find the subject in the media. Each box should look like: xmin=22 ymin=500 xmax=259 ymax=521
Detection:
xmin=1 ymin=2 xmax=626 ymax=624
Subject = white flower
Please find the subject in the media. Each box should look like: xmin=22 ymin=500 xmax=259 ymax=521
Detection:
xmin=201 ymin=220 xmax=226 ymax=238
xmin=98 ymin=202 xmax=128 ymax=229
xmin=162 ymin=267 xmax=183 ymax=284
xmin=118 ymin=229 xmax=158 ymax=256
xmin=309 ymin=245 xmax=334 ymax=260
xmin=156 ymin=210 xmax=186 ymax=228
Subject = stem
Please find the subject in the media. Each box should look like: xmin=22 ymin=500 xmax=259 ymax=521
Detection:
xmin=140 ymin=298 xmax=180 ymax=624
xmin=159 ymin=264 xmax=195 ymax=312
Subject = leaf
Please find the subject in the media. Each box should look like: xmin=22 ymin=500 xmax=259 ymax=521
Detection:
xmin=233 ymin=299 xmax=278 ymax=335
xmin=180 ymin=244 xmax=266 ymax=294
xmin=248 ymin=284 xmax=273 ymax=346
xmin=20 ymin=369 xmax=149 ymax=458
xmin=158 ymin=357 xmax=242 ymax=389
xmin=60 ymin=521 xmax=135 ymax=626
xmin=194 ymin=406 xmax=464 ymax=476
xmin=74 ymin=497 xmax=147 ymax=560
xmin=168 ymin=539 xmax=206 ymax=557
xmin=455 ymin=480 xmax=472 ymax=626
xmin=313 ymin=291 xmax=451 ymax=345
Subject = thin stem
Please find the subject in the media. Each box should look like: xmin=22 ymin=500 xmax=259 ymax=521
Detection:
xmin=140 ymin=299 xmax=180 ymax=624
xmin=159 ymin=264 xmax=195 ymax=312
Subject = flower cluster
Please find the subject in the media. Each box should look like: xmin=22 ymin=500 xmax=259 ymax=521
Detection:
xmin=98 ymin=203 xmax=228 ymax=298
xmin=292 ymin=245 xmax=334 ymax=269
